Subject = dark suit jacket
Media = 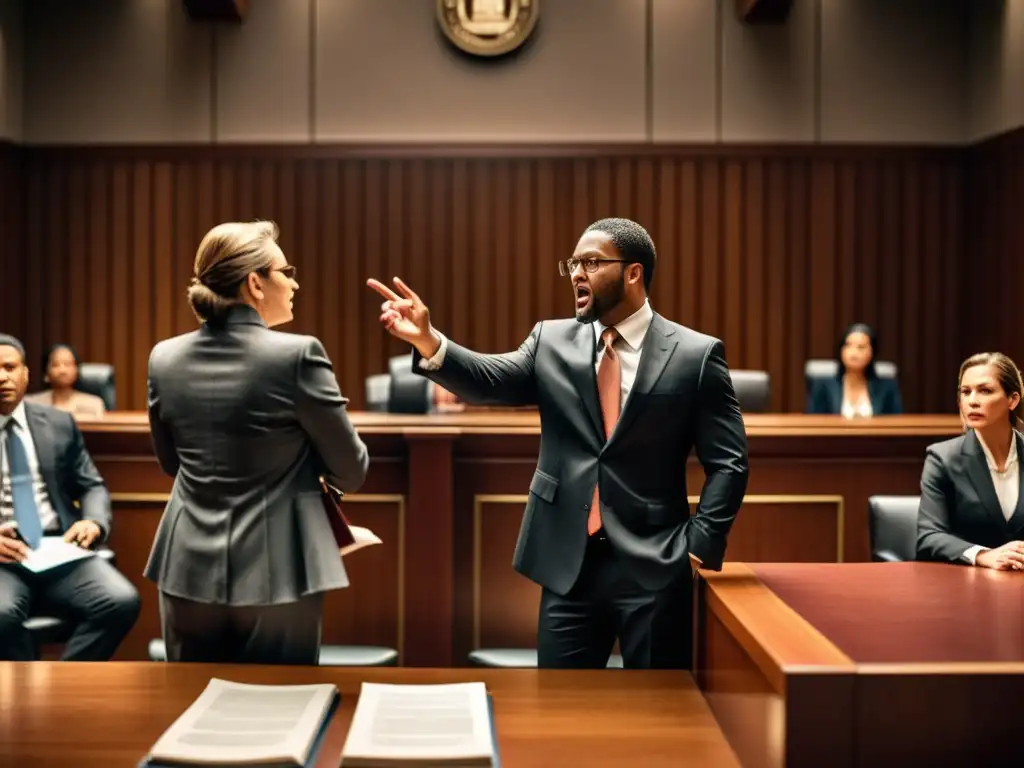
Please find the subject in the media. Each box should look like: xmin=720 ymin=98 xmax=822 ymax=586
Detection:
xmin=414 ymin=313 xmax=749 ymax=595
xmin=916 ymin=429 xmax=1024 ymax=563
xmin=143 ymin=305 xmax=370 ymax=606
xmin=806 ymin=376 xmax=903 ymax=415
xmin=19 ymin=402 xmax=111 ymax=542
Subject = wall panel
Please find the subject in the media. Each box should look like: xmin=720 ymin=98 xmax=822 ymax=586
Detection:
xmin=964 ymin=127 xmax=1024 ymax=368
xmin=0 ymin=143 xmax=23 ymax=338
xmin=15 ymin=144 xmax=966 ymax=414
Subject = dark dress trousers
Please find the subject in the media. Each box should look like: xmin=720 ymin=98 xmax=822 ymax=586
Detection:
xmin=144 ymin=305 xmax=369 ymax=664
xmin=415 ymin=312 xmax=749 ymax=669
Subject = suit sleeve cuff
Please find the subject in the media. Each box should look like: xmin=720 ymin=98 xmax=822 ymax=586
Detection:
xmin=962 ymin=545 xmax=985 ymax=565
xmin=417 ymin=331 xmax=448 ymax=371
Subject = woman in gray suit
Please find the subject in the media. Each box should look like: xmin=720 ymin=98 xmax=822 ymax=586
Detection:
xmin=144 ymin=220 xmax=369 ymax=664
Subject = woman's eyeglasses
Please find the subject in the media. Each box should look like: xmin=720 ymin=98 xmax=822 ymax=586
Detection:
xmin=262 ymin=265 xmax=297 ymax=280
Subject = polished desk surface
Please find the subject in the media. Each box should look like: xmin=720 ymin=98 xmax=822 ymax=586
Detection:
xmin=0 ymin=664 xmax=740 ymax=768
xmin=82 ymin=410 xmax=963 ymax=437
xmin=698 ymin=563 xmax=1024 ymax=767
xmin=750 ymin=561 xmax=1024 ymax=664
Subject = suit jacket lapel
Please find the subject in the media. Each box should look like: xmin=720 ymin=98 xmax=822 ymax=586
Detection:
xmin=611 ymin=314 xmax=677 ymax=441
xmin=569 ymin=323 xmax=605 ymax=444
xmin=24 ymin=404 xmax=59 ymax=503
xmin=826 ymin=379 xmax=843 ymax=413
xmin=961 ymin=430 xmax=1010 ymax=533
xmin=868 ymin=378 xmax=884 ymax=414
xmin=1007 ymin=432 xmax=1024 ymax=534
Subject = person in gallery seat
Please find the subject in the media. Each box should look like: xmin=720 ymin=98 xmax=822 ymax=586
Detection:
xmin=25 ymin=343 xmax=106 ymax=420
xmin=806 ymin=323 xmax=903 ymax=417
xmin=917 ymin=352 xmax=1024 ymax=569
xmin=0 ymin=334 xmax=139 ymax=661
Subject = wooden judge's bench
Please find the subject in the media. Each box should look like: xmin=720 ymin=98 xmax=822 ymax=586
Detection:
xmin=81 ymin=412 xmax=961 ymax=666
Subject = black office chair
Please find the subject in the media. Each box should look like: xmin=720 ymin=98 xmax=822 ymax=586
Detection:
xmin=468 ymin=648 xmax=624 ymax=668
xmin=146 ymin=638 xmax=399 ymax=666
xmin=384 ymin=354 xmax=431 ymax=414
xmin=867 ymin=495 xmax=920 ymax=562
xmin=24 ymin=547 xmax=116 ymax=656
xmin=804 ymin=359 xmax=898 ymax=399
xmin=729 ymin=370 xmax=771 ymax=413
xmin=76 ymin=363 xmax=116 ymax=410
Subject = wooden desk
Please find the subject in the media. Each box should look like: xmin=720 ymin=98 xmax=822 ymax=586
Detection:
xmin=0 ymin=664 xmax=739 ymax=767
xmin=696 ymin=562 xmax=1024 ymax=767
xmin=80 ymin=412 xmax=960 ymax=665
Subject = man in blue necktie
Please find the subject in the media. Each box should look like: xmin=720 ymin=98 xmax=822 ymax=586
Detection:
xmin=0 ymin=334 xmax=139 ymax=661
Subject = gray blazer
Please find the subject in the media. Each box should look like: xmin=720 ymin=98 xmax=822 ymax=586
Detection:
xmin=143 ymin=305 xmax=369 ymax=606
xmin=414 ymin=312 xmax=749 ymax=595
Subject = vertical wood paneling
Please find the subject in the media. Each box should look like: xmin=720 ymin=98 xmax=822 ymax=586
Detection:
xmin=965 ymin=129 xmax=1024 ymax=376
xmin=0 ymin=146 xmax=26 ymax=343
xmin=14 ymin=146 xmax=968 ymax=414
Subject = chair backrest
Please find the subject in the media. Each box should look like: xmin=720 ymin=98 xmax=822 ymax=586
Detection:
xmin=729 ymin=370 xmax=771 ymax=413
xmin=867 ymin=495 xmax=920 ymax=562
xmin=804 ymin=359 xmax=898 ymax=394
xmin=388 ymin=369 xmax=432 ymax=414
xmin=388 ymin=354 xmax=413 ymax=377
xmin=76 ymin=363 xmax=116 ymax=410
xmin=365 ymin=374 xmax=391 ymax=412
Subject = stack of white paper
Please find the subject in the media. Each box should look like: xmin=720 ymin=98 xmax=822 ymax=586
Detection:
xmin=20 ymin=537 xmax=95 ymax=574
xmin=144 ymin=678 xmax=338 ymax=767
xmin=341 ymin=682 xmax=497 ymax=767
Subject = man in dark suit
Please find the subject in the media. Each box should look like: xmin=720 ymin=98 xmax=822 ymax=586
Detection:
xmin=369 ymin=218 xmax=749 ymax=669
xmin=0 ymin=334 xmax=140 ymax=661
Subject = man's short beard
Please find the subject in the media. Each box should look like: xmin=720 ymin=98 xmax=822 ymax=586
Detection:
xmin=575 ymin=275 xmax=626 ymax=324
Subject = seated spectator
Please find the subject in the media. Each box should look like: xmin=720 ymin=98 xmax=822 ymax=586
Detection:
xmin=917 ymin=352 xmax=1024 ymax=569
xmin=25 ymin=344 xmax=106 ymax=419
xmin=807 ymin=323 xmax=902 ymax=417
xmin=0 ymin=334 xmax=139 ymax=660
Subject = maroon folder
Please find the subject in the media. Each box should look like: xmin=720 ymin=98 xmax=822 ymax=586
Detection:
xmin=320 ymin=476 xmax=355 ymax=550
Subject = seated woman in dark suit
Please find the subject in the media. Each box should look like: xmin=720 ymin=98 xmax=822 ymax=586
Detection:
xmin=806 ymin=323 xmax=902 ymax=417
xmin=917 ymin=352 xmax=1024 ymax=569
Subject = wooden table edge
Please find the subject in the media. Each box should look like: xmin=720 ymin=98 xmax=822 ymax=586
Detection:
xmin=701 ymin=563 xmax=856 ymax=694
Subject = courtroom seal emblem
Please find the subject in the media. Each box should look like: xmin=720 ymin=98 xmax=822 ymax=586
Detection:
xmin=436 ymin=0 xmax=539 ymax=57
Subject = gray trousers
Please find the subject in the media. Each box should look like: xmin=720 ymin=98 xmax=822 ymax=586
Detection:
xmin=159 ymin=591 xmax=324 ymax=665
xmin=0 ymin=557 xmax=141 ymax=661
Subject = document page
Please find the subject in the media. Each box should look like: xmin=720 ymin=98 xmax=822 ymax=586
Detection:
xmin=341 ymin=682 xmax=495 ymax=766
xmin=20 ymin=536 xmax=95 ymax=574
xmin=147 ymin=678 xmax=337 ymax=766
xmin=340 ymin=526 xmax=383 ymax=557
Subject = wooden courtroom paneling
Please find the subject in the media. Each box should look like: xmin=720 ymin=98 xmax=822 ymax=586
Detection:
xmin=83 ymin=411 xmax=962 ymax=664
xmin=964 ymin=126 xmax=1024 ymax=368
xmin=14 ymin=143 xmax=965 ymax=414
xmin=0 ymin=143 xmax=24 ymax=338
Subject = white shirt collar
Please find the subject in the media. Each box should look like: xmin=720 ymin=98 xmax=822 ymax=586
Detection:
xmin=593 ymin=300 xmax=654 ymax=352
xmin=0 ymin=401 xmax=27 ymax=433
xmin=976 ymin=430 xmax=1019 ymax=472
